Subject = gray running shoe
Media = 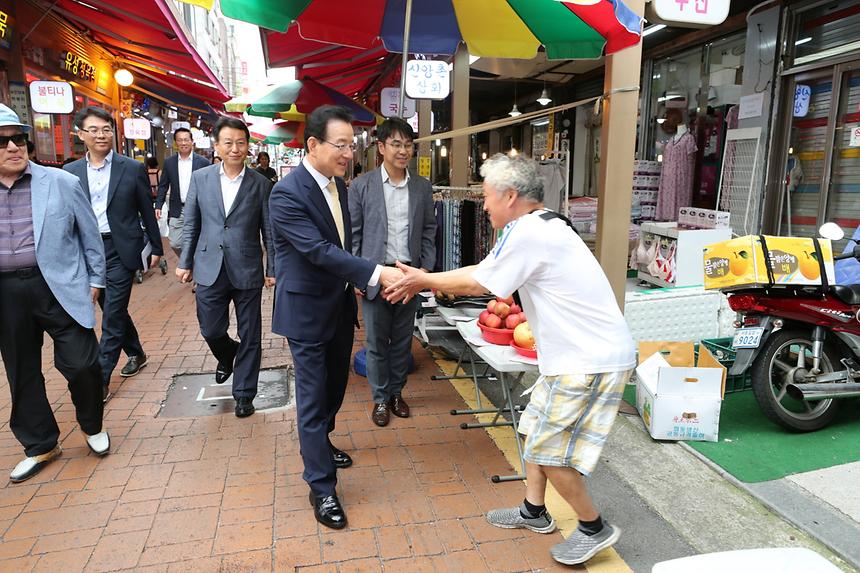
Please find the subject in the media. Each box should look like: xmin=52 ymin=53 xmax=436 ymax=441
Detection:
xmin=486 ymin=504 xmax=557 ymax=533
xmin=550 ymin=523 xmax=621 ymax=565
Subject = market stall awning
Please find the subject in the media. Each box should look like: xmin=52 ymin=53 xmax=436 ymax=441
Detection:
xmin=51 ymin=0 xmax=228 ymax=100
xmin=263 ymin=29 xmax=394 ymax=98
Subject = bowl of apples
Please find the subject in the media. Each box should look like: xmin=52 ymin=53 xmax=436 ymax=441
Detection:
xmin=477 ymin=297 xmax=526 ymax=345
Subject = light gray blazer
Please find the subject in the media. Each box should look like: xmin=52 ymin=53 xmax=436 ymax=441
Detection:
xmin=349 ymin=167 xmax=436 ymax=299
xmin=31 ymin=163 xmax=106 ymax=328
xmin=179 ymin=164 xmax=274 ymax=290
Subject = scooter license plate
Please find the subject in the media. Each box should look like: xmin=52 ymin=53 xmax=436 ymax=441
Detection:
xmin=732 ymin=327 xmax=764 ymax=349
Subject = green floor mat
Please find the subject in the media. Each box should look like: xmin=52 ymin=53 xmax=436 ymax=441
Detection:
xmin=622 ymin=384 xmax=860 ymax=483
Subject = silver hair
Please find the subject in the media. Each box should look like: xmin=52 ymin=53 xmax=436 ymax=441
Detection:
xmin=479 ymin=153 xmax=544 ymax=203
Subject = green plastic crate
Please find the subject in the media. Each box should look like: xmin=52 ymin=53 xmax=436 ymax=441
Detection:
xmin=700 ymin=337 xmax=752 ymax=393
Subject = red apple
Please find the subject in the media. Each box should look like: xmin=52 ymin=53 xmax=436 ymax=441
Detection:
xmin=484 ymin=314 xmax=503 ymax=329
xmin=479 ymin=310 xmax=490 ymax=325
xmin=494 ymin=302 xmax=511 ymax=319
xmin=497 ymin=296 xmax=514 ymax=305
xmin=486 ymin=300 xmax=497 ymax=313
xmin=513 ymin=322 xmax=535 ymax=349
xmin=505 ymin=313 xmax=524 ymax=330
xmin=509 ymin=303 xmax=522 ymax=315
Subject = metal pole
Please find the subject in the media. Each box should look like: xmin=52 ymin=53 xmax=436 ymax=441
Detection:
xmin=398 ymin=0 xmax=414 ymax=118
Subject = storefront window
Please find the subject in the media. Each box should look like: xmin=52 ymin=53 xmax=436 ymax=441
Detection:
xmin=641 ymin=34 xmax=745 ymax=214
xmin=792 ymin=0 xmax=860 ymax=66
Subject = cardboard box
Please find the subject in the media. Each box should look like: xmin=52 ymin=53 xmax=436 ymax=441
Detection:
xmin=635 ymin=342 xmax=726 ymax=442
xmin=703 ymin=235 xmax=836 ymax=290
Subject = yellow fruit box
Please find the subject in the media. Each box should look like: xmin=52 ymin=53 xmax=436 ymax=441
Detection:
xmin=702 ymin=235 xmax=835 ymax=290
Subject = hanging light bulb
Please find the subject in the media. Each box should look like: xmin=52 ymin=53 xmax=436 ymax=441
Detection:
xmin=114 ymin=68 xmax=134 ymax=87
xmin=510 ymin=147 xmax=518 ymax=156
xmin=440 ymin=145 xmax=448 ymax=157
xmin=536 ymin=86 xmax=552 ymax=106
xmin=509 ymin=81 xmax=521 ymax=117
xmin=481 ymin=152 xmax=487 ymax=160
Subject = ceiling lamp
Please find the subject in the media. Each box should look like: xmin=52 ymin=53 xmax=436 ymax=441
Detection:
xmin=114 ymin=68 xmax=134 ymax=87
xmin=509 ymin=82 xmax=522 ymax=117
xmin=536 ymin=87 xmax=552 ymax=106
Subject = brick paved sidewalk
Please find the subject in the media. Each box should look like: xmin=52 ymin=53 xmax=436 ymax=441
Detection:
xmin=0 ymin=251 xmax=576 ymax=572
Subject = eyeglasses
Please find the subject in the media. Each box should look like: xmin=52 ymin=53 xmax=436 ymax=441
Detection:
xmin=0 ymin=133 xmax=28 ymax=148
xmin=81 ymin=127 xmax=114 ymax=137
xmin=384 ymin=140 xmax=415 ymax=152
xmin=323 ymin=140 xmax=357 ymax=153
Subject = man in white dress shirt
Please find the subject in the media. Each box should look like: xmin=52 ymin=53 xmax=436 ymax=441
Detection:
xmin=176 ymin=117 xmax=275 ymax=418
xmin=155 ymin=127 xmax=210 ymax=257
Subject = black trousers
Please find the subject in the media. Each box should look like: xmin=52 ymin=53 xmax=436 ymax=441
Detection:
xmin=195 ymin=265 xmax=262 ymax=399
xmin=288 ymin=289 xmax=354 ymax=497
xmin=99 ymin=236 xmax=144 ymax=386
xmin=0 ymin=270 xmax=103 ymax=456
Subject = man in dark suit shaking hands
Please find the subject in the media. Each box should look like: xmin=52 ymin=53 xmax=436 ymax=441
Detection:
xmin=155 ymin=127 xmax=210 ymax=258
xmin=269 ymin=105 xmax=403 ymax=529
xmin=176 ymin=117 xmax=275 ymax=418
xmin=65 ymin=107 xmax=163 ymax=401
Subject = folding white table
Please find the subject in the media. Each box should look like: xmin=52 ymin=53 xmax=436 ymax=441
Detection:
xmin=454 ymin=319 xmax=538 ymax=483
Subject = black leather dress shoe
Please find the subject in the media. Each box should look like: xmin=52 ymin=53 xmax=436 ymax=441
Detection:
xmin=235 ymin=396 xmax=255 ymax=418
xmin=309 ymin=492 xmax=347 ymax=529
xmin=330 ymin=445 xmax=353 ymax=469
xmin=102 ymin=385 xmax=111 ymax=404
xmin=120 ymin=353 xmax=148 ymax=377
xmin=215 ymin=340 xmax=240 ymax=384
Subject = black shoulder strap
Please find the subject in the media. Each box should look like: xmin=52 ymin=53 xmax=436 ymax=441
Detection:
xmin=534 ymin=209 xmax=580 ymax=235
xmin=512 ymin=209 xmax=578 ymax=308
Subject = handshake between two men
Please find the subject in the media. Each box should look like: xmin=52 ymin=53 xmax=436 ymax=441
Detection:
xmin=379 ymin=261 xmax=471 ymax=304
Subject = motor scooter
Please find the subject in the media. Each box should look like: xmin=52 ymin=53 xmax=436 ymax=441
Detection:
xmin=725 ymin=223 xmax=860 ymax=431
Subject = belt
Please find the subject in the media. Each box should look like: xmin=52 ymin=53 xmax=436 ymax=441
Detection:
xmin=0 ymin=266 xmax=40 ymax=279
xmin=384 ymin=262 xmax=410 ymax=267
xmin=101 ymin=233 xmax=112 ymax=240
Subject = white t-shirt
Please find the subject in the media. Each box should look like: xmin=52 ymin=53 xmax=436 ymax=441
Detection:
xmin=472 ymin=210 xmax=636 ymax=376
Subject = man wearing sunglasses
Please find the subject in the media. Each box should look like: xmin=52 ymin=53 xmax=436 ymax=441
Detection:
xmin=65 ymin=107 xmax=163 ymax=401
xmin=0 ymin=104 xmax=109 ymax=482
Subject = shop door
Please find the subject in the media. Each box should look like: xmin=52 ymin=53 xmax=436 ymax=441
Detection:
xmin=778 ymin=61 xmax=860 ymax=248
xmin=823 ymin=62 xmax=860 ymax=247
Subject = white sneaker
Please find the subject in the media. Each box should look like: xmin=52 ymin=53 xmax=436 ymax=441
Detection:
xmin=85 ymin=431 xmax=110 ymax=456
xmin=10 ymin=446 xmax=62 ymax=483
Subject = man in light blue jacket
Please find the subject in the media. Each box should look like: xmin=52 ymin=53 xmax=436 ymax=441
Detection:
xmin=0 ymin=104 xmax=110 ymax=483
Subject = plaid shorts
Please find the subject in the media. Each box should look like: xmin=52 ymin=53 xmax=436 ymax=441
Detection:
xmin=517 ymin=369 xmax=632 ymax=475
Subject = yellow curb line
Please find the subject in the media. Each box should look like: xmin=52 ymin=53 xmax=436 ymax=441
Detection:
xmin=432 ymin=350 xmax=632 ymax=573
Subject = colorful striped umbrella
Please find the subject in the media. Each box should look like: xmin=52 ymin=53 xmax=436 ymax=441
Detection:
xmin=207 ymin=0 xmax=641 ymax=60
xmin=249 ymin=121 xmax=305 ymax=147
xmin=225 ymin=78 xmax=380 ymax=125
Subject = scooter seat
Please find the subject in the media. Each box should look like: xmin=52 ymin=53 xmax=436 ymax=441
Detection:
xmin=828 ymin=284 xmax=860 ymax=305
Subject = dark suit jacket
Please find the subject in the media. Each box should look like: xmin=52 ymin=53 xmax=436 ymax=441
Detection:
xmin=155 ymin=152 xmax=210 ymax=218
xmin=269 ymin=163 xmax=375 ymax=342
xmin=178 ymin=164 xmax=274 ymax=290
xmin=65 ymin=152 xmax=163 ymax=271
xmin=349 ymin=168 xmax=436 ymax=300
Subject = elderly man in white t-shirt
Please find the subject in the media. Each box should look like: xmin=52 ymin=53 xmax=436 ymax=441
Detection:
xmin=385 ymin=153 xmax=636 ymax=566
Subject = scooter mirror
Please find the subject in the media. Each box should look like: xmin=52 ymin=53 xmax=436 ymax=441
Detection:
xmin=818 ymin=222 xmax=844 ymax=241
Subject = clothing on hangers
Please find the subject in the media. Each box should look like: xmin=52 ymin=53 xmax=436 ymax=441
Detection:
xmin=655 ymin=131 xmax=697 ymax=221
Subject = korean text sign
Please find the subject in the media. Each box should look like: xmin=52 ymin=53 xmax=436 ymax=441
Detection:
xmin=29 ymin=81 xmax=74 ymax=114
xmin=405 ymin=60 xmax=450 ymax=100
